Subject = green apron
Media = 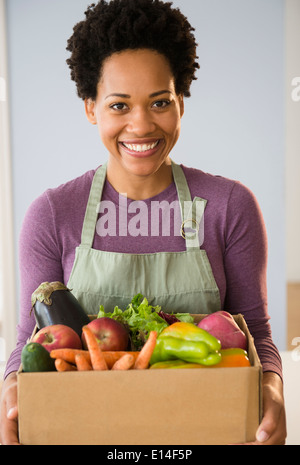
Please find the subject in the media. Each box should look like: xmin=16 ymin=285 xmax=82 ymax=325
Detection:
xmin=67 ymin=161 xmax=221 ymax=315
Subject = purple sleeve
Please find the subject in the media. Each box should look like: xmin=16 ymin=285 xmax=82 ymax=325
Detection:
xmin=223 ymin=182 xmax=282 ymax=379
xmin=4 ymin=192 xmax=64 ymax=379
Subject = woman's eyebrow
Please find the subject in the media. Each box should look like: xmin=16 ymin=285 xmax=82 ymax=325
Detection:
xmin=105 ymin=93 xmax=131 ymax=99
xmin=149 ymin=90 xmax=172 ymax=97
xmin=105 ymin=90 xmax=172 ymax=100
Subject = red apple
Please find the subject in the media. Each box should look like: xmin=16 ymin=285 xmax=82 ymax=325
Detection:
xmin=32 ymin=324 xmax=82 ymax=352
xmin=197 ymin=311 xmax=247 ymax=350
xmin=82 ymin=317 xmax=129 ymax=351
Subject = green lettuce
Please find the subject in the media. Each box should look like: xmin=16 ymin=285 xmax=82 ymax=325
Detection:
xmin=97 ymin=293 xmax=193 ymax=350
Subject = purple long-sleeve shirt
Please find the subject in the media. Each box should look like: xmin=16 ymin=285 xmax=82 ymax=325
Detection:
xmin=4 ymin=164 xmax=282 ymax=379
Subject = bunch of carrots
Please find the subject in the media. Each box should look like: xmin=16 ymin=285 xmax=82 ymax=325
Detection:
xmin=50 ymin=326 xmax=157 ymax=372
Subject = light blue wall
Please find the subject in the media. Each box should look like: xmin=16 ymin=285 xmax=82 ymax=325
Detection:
xmin=6 ymin=0 xmax=286 ymax=349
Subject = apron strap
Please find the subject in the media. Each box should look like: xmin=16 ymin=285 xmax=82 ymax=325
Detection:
xmin=81 ymin=163 xmax=107 ymax=247
xmin=171 ymin=161 xmax=207 ymax=250
xmin=81 ymin=160 xmax=207 ymax=250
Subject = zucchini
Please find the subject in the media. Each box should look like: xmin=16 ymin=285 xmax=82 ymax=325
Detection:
xmin=31 ymin=282 xmax=90 ymax=336
xmin=21 ymin=342 xmax=56 ymax=372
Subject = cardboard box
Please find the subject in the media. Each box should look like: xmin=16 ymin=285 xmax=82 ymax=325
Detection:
xmin=18 ymin=314 xmax=262 ymax=445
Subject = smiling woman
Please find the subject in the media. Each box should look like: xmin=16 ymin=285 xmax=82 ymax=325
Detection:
xmin=1 ymin=0 xmax=286 ymax=446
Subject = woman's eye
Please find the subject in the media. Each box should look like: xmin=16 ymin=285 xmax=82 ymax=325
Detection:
xmin=152 ymin=99 xmax=171 ymax=109
xmin=110 ymin=102 xmax=128 ymax=111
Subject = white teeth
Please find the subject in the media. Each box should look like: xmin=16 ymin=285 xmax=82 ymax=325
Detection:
xmin=123 ymin=141 xmax=159 ymax=152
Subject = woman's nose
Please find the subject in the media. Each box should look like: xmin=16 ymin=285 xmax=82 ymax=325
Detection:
xmin=126 ymin=107 xmax=156 ymax=135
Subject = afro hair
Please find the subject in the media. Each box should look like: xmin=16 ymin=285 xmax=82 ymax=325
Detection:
xmin=66 ymin=0 xmax=199 ymax=100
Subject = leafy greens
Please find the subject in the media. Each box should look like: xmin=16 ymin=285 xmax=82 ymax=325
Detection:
xmin=97 ymin=293 xmax=193 ymax=350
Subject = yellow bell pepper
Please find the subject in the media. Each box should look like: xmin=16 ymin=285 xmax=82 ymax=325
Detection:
xmin=149 ymin=322 xmax=222 ymax=366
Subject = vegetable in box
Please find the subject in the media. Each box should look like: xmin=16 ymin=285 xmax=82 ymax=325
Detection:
xmin=97 ymin=293 xmax=194 ymax=350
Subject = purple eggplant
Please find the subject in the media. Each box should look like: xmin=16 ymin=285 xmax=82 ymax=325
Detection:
xmin=31 ymin=281 xmax=90 ymax=336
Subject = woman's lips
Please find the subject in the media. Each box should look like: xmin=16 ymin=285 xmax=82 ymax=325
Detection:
xmin=119 ymin=139 xmax=162 ymax=157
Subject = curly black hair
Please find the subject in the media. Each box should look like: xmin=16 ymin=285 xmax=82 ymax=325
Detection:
xmin=66 ymin=0 xmax=199 ymax=100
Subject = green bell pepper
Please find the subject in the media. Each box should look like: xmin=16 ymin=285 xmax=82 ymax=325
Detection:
xmin=149 ymin=321 xmax=221 ymax=366
xmin=150 ymin=360 xmax=205 ymax=369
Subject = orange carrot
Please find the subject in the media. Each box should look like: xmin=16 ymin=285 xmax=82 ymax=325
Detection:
xmin=75 ymin=353 xmax=93 ymax=371
xmin=55 ymin=358 xmax=77 ymax=372
xmin=134 ymin=331 xmax=157 ymax=369
xmin=104 ymin=351 xmax=139 ymax=369
xmin=82 ymin=325 xmax=108 ymax=370
xmin=111 ymin=353 xmax=135 ymax=370
xmin=50 ymin=348 xmax=91 ymax=365
xmin=50 ymin=348 xmax=140 ymax=369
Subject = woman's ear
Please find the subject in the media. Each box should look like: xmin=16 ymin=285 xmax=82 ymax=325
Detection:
xmin=84 ymin=98 xmax=97 ymax=125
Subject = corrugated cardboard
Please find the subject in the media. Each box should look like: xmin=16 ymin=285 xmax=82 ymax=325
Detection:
xmin=18 ymin=314 xmax=262 ymax=445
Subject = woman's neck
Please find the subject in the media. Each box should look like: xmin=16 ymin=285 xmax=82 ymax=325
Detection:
xmin=106 ymin=158 xmax=173 ymax=200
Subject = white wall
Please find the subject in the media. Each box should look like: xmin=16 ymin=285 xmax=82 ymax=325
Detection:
xmin=0 ymin=0 xmax=17 ymax=361
xmin=285 ymin=0 xmax=300 ymax=282
xmin=5 ymin=0 xmax=286 ymax=349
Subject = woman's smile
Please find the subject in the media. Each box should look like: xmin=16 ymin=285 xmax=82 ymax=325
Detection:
xmin=119 ymin=139 xmax=163 ymax=157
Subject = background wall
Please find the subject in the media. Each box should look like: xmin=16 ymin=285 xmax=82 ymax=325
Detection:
xmin=285 ymin=0 xmax=300 ymax=283
xmin=5 ymin=0 xmax=286 ymax=349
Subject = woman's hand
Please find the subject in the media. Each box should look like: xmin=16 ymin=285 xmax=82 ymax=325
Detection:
xmin=245 ymin=371 xmax=287 ymax=445
xmin=0 ymin=372 xmax=20 ymax=445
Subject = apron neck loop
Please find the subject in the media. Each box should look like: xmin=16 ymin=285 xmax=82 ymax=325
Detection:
xmin=80 ymin=160 xmax=206 ymax=250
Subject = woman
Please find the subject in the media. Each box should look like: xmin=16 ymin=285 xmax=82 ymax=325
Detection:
xmin=0 ymin=0 xmax=286 ymax=444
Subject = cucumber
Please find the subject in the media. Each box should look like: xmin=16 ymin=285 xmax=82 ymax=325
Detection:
xmin=21 ymin=342 xmax=56 ymax=372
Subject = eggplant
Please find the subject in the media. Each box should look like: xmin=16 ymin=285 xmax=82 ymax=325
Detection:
xmin=31 ymin=281 xmax=90 ymax=336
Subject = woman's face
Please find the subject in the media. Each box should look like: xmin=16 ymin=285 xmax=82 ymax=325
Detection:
xmin=85 ymin=49 xmax=184 ymax=180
